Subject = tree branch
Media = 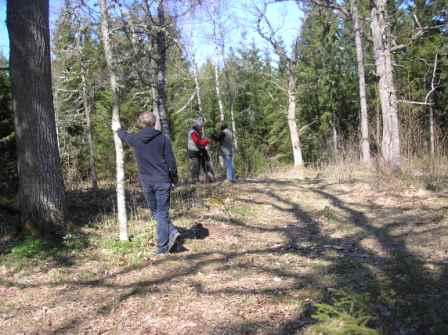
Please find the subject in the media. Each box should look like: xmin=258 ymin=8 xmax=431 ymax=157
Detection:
xmin=424 ymin=53 xmax=438 ymax=105
xmin=173 ymin=91 xmax=196 ymax=115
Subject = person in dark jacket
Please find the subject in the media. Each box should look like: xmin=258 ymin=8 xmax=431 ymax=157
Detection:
xmin=113 ymin=112 xmax=179 ymax=255
xmin=213 ymin=122 xmax=235 ymax=183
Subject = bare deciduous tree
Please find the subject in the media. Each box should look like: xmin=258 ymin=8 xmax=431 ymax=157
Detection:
xmin=99 ymin=0 xmax=128 ymax=241
xmin=255 ymin=1 xmax=303 ymax=166
xmin=350 ymin=0 xmax=370 ymax=164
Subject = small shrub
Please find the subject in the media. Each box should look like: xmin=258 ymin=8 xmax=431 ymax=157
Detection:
xmin=9 ymin=238 xmax=48 ymax=259
xmin=306 ymin=290 xmax=378 ymax=335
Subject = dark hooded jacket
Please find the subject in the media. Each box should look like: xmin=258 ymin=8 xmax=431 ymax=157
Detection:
xmin=117 ymin=128 xmax=177 ymax=185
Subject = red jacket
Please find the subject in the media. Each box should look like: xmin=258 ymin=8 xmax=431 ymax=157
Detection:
xmin=191 ymin=131 xmax=209 ymax=149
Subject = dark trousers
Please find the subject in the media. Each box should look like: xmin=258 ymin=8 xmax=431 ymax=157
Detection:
xmin=190 ymin=154 xmax=215 ymax=183
xmin=142 ymin=182 xmax=178 ymax=253
xmin=190 ymin=156 xmax=201 ymax=183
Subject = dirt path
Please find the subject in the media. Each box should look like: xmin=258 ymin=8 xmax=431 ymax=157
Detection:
xmin=1 ymin=172 xmax=448 ymax=334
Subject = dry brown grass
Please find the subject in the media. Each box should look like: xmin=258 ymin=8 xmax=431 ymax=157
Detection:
xmin=1 ymin=163 xmax=448 ymax=334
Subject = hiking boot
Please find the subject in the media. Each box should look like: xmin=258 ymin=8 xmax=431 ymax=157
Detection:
xmin=168 ymin=231 xmax=180 ymax=252
xmin=154 ymin=249 xmax=168 ymax=257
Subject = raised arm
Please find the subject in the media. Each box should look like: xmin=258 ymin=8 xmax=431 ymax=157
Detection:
xmin=116 ymin=129 xmax=138 ymax=147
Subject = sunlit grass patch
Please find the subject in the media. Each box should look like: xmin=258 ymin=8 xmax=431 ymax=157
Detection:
xmin=228 ymin=205 xmax=254 ymax=218
xmin=98 ymin=219 xmax=155 ymax=265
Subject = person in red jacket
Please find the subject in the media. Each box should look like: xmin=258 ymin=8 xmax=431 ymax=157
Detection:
xmin=187 ymin=120 xmax=213 ymax=183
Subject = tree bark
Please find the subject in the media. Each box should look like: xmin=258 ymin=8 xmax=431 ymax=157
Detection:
xmin=376 ymin=99 xmax=381 ymax=148
xmin=151 ymin=51 xmax=161 ymax=131
xmin=287 ymin=67 xmax=303 ymax=166
xmin=80 ymin=70 xmax=98 ymax=190
xmin=99 ymin=0 xmax=128 ymax=241
xmin=7 ymin=0 xmax=66 ymax=239
xmin=429 ymin=104 xmax=435 ymax=157
xmin=332 ymin=112 xmax=338 ymax=158
xmin=230 ymin=101 xmax=238 ymax=150
xmin=214 ymin=49 xmax=225 ymax=122
xmin=370 ymin=0 xmax=401 ymax=170
xmin=192 ymin=60 xmax=203 ymax=117
xmin=156 ymin=0 xmax=170 ymax=137
xmin=351 ymin=0 xmax=371 ymax=164
xmin=426 ymin=54 xmax=438 ymax=158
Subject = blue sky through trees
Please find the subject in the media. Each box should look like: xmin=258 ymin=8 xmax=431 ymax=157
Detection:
xmin=0 ymin=0 xmax=303 ymax=65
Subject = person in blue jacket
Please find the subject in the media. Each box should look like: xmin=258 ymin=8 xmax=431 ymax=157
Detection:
xmin=113 ymin=112 xmax=179 ymax=255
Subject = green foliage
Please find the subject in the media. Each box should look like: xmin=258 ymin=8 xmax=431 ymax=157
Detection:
xmin=48 ymin=0 xmax=448 ymax=187
xmin=100 ymin=222 xmax=155 ymax=263
xmin=297 ymin=5 xmax=359 ymax=163
xmin=307 ymin=290 xmax=378 ymax=335
xmin=3 ymin=234 xmax=87 ymax=269
xmin=0 ymin=55 xmax=16 ymax=197
xmin=9 ymin=238 xmax=49 ymax=259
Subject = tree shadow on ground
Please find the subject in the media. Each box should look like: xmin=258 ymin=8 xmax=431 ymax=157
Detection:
xmin=0 ymin=183 xmax=213 ymax=263
xmin=217 ymin=179 xmax=448 ymax=334
xmin=2 ymin=178 xmax=448 ymax=334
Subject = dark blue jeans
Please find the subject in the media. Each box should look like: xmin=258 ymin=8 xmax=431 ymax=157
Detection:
xmin=142 ymin=183 xmax=178 ymax=253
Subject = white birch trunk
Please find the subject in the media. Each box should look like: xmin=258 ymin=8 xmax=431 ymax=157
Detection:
xmin=214 ymin=50 xmax=225 ymax=122
xmin=429 ymin=104 xmax=435 ymax=157
xmin=351 ymin=0 xmax=371 ymax=164
xmin=230 ymin=102 xmax=238 ymax=150
xmin=427 ymin=54 xmax=438 ymax=158
xmin=192 ymin=60 xmax=203 ymax=116
xmin=99 ymin=0 xmax=128 ymax=241
xmin=287 ymin=68 xmax=303 ymax=166
xmin=370 ymin=0 xmax=401 ymax=170
xmin=376 ymin=100 xmax=381 ymax=147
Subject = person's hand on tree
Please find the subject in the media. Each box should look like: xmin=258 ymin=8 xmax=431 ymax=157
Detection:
xmin=111 ymin=120 xmax=121 ymax=132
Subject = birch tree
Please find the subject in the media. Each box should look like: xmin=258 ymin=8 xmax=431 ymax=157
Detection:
xmin=207 ymin=0 xmax=226 ymax=122
xmin=99 ymin=0 xmax=128 ymax=241
xmin=425 ymin=54 xmax=439 ymax=157
xmin=255 ymin=2 xmax=303 ymax=166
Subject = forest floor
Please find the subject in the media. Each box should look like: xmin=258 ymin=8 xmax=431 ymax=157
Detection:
xmin=1 ymin=166 xmax=448 ymax=335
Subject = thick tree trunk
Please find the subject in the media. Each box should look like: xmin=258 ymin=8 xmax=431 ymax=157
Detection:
xmin=351 ymin=0 xmax=371 ymax=164
xmin=99 ymin=0 xmax=128 ymax=241
xmin=370 ymin=0 xmax=400 ymax=170
xmin=7 ymin=0 xmax=66 ymax=238
xmin=156 ymin=0 xmax=170 ymax=137
xmin=80 ymin=71 xmax=98 ymax=190
xmin=287 ymin=69 xmax=303 ymax=167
